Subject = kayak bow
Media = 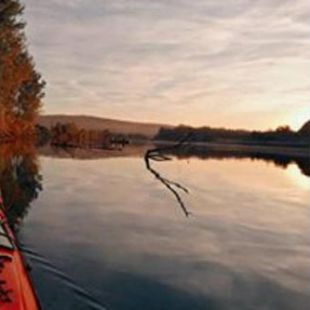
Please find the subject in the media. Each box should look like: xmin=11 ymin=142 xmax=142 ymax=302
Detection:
xmin=0 ymin=198 xmax=40 ymax=310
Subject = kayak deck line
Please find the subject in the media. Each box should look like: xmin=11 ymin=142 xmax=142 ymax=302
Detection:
xmin=0 ymin=195 xmax=40 ymax=310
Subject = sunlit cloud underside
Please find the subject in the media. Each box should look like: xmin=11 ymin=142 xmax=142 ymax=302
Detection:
xmin=23 ymin=0 xmax=310 ymax=130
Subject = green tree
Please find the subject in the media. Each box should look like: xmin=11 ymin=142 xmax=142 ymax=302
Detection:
xmin=0 ymin=0 xmax=45 ymax=139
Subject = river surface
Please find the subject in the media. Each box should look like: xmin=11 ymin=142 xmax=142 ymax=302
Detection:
xmin=1 ymin=144 xmax=309 ymax=309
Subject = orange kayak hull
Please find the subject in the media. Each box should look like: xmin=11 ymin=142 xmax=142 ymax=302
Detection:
xmin=0 ymin=208 xmax=40 ymax=310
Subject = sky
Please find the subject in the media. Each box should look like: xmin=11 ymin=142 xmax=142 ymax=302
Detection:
xmin=22 ymin=0 xmax=310 ymax=130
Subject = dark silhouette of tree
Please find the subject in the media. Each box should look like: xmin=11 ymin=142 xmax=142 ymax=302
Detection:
xmin=0 ymin=0 xmax=45 ymax=140
xmin=298 ymin=120 xmax=310 ymax=135
xmin=155 ymin=124 xmax=308 ymax=146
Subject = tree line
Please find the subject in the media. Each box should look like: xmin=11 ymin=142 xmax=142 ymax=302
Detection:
xmin=37 ymin=122 xmax=130 ymax=149
xmin=155 ymin=125 xmax=309 ymax=147
xmin=0 ymin=0 xmax=44 ymax=142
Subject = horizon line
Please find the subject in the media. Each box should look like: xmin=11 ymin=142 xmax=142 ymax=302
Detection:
xmin=39 ymin=113 xmax=307 ymax=132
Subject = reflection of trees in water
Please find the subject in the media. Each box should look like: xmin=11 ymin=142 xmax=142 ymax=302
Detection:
xmin=158 ymin=145 xmax=310 ymax=177
xmin=0 ymin=143 xmax=42 ymax=228
xmin=294 ymin=160 xmax=310 ymax=177
xmin=145 ymin=139 xmax=309 ymax=216
xmin=39 ymin=143 xmax=309 ymax=178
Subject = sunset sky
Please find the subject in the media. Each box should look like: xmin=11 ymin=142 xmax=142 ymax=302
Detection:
xmin=23 ymin=0 xmax=309 ymax=130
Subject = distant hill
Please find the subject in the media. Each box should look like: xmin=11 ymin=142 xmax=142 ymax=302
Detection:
xmin=299 ymin=120 xmax=310 ymax=135
xmin=38 ymin=114 xmax=169 ymax=138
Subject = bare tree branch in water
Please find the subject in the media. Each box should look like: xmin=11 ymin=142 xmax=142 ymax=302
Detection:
xmin=144 ymin=133 xmax=193 ymax=217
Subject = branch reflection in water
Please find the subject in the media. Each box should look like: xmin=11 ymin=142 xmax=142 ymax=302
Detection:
xmin=144 ymin=134 xmax=193 ymax=217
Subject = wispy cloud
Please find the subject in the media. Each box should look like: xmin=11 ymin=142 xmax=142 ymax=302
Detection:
xmin=22 ymin=0 xmax=310 ymax=129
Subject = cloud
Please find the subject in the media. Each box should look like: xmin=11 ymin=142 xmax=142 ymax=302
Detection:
xmin=22 ymin=0 xmax=310 ymax=129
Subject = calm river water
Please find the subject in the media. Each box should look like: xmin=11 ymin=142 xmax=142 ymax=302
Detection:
xmin=2 ymin=144 xmax=309 ymax=309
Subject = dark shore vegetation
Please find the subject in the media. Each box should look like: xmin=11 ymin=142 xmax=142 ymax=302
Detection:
xmin=44 ymin=122 xmax=129 ymax=149
xmin=34 ymin=119 xmax=310 ymax=156
xmin=154 ymin=124 xmax=310 ymax=148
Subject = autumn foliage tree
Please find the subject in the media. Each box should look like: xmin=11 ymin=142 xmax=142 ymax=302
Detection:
xmin=50 ymin=122 xmax=112 ymax=148
xmin=0 ymin=0 xmax=45 ymax=140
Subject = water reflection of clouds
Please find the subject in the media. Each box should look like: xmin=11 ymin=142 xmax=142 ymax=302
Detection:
xmin=23 ymin=155 xmax=310 ymax=309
